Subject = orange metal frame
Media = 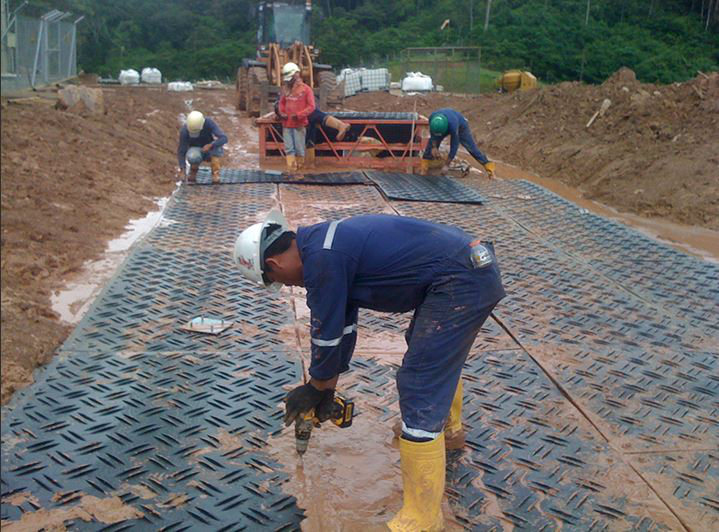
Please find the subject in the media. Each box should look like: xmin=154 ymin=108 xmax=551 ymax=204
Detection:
xmin=256 ymin=116 xmax=430 ymax=170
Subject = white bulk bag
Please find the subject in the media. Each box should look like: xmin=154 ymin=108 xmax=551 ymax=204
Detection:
xmin=141 ymin=67 xmax=162 ymax=84
xmin=401 ymin=72 xmax=433 ymax=92
xmin=119 ymin=69 xmax=140 ymax=85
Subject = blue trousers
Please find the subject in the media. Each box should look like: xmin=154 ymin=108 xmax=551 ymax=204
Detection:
xmin=397 ymin=242 xmax=504 ymax=437
xmin=423 ymin=119 xmax=489 ymax=165
xmin=457 ymin=121 xmax=489 ymax=165
xmin=283 ymin=127 xmax=306 ymax=157
xmin=307 ymin=109 xmax=328 ymax=147
xmin=187 ymin=145 xmax=224 ymax=166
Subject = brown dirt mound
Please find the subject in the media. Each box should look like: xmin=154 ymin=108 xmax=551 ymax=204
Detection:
xmin=1 ymin=86 xmax=185 ymax=404
xmin=346 ymin=68 xmax=719 ymax=229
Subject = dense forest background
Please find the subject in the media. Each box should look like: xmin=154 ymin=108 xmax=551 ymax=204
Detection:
xmin=16 ymin=0 xmax=719 ymax=84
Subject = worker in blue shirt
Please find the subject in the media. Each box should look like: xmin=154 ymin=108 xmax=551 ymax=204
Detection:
xmin=422 ymin=108 xmax=496 ymax=178
xmin=177 ymin=110 xmax=228 ymax=183
xmin=233 ymin=211 xmax=505 ymax=531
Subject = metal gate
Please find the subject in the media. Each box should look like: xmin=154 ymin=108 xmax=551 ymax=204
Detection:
xmin=1 ymin=5 xmax=83 ymax=92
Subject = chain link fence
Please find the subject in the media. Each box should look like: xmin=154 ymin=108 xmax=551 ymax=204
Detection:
xmin=349 ymin=47 xmax=501 ymax=94
xmin=2 ymin=8 xmax=82 ymax=92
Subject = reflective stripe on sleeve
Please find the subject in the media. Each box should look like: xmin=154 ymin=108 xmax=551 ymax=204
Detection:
xmin=311 ymin=323 xmax=357 ymax=347
xmin=323 ymin=220 xmax=340 ymax=249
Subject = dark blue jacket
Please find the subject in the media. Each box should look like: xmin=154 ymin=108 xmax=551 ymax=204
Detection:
xmin=296 ymin=215 xmax=505 ymax=379
xmin=424 ymin=108 xmax=464 ymax=161
xmin=177 ymin=117 xmax=228 ymax=168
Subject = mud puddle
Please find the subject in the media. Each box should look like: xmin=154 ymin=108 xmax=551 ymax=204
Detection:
xmin=51 ymin=195 xmax=174 ymax=324
xmin=216 ymin=106 xmax=260 ymax=169
xmin=268 ymin=377 xmax=465 ymax=532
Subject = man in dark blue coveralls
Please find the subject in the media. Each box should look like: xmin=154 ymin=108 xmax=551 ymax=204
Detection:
xmin=233 ymin=211 xmax=505 ymax=531
xmin=422 ymin=108 xmax=496 ymax=178
xmin=177 ymin=110 xmax=228 ymax=183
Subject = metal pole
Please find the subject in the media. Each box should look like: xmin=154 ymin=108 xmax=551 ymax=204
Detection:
xmin=67 ymin=16 xmax=83 ymax=78
xmin=42 ymin=15 xmax=48 ymax=83
xmin=31 ymin=17 xmax=45 ymax=86
xmin=478 ymin=47 xmax=481 ymax=95
xmin=1 ymin=0 xmax=27 ymax=41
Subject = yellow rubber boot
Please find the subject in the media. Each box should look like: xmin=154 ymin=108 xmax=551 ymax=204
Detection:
xmin=285 ymin=155 xmax=296 ymax=173
xmin=387 ymin=433 xmax=445 ymax=532
xmin=428 ymin=157 xmax=446 ymax=170
xmin=210 ymin=157 xmax=221 ymax=183
xmin=296 ymin=155 xmax=305 ymax=171
xmin=419 ymin=158 xmax=430 ymax=175
xmin=305 ymin=148 xmax=315 ymax=168
xmin=445 ymin=379 xmax=465 ymax=450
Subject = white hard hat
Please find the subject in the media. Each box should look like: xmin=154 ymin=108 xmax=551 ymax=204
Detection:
xmin=186 ymin=111 xmax=205 ymax=137
xmin=282 ymin=62 xmax=300 ymax=82
xmin=233 ymin=210 xmax=289 ymax=292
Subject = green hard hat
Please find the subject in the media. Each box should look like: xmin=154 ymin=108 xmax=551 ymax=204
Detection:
xmin=429 ymin=113 xmax=449 ymax=135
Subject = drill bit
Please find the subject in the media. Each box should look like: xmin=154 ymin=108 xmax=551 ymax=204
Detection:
xmin=294 ymin=413 xmax=314 ymax=456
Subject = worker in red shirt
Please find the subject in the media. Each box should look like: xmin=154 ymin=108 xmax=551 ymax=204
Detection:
xmin=277 ymin=62 xmax=315 ymax=172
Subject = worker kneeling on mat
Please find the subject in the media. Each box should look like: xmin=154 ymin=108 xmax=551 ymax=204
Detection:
xmin=233 ymin=211 xmax=505 ymax=531
xmin=177 ymin=110 xmax=228 ymax=183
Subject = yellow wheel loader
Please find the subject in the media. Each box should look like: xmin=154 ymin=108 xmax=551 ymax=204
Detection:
xmin=236 ymin=1 xmax=343 ymax=116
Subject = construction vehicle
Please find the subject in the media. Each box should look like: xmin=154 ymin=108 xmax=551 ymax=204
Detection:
xmin=236 ymin=1 xmax=342 ymax=116
xmin=495 ymin=70 xmax=538 ymax=93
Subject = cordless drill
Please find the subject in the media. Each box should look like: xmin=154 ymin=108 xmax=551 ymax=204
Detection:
xmin=295 ymin=394 xmax=354 ymax=455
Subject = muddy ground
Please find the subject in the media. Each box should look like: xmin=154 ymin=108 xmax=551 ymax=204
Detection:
xmin=1 ymin=68 xmax=718 ymax=404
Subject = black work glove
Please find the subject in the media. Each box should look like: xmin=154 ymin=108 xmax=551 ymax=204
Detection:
xmin=315 ymin=389 xmax=337 ymax=423
xmin=284 ymin=383 xmax=332 ymax=426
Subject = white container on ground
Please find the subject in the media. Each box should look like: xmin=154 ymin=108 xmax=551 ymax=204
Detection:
xmin=361 ymin=68 xmax=391 ymax=92
xmin=119 ymin=69 xmax=140 ymax=85
xmin=141 ymin=67 xmax=162 ymax=84
xmin=401 ymin=72 xmax=433 ymax=92
xmin=167 ymin=82 xmax=194 ymax=92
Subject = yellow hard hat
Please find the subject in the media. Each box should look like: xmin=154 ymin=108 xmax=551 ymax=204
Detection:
xmin=187 ymin=111 xmax=205 ymax=137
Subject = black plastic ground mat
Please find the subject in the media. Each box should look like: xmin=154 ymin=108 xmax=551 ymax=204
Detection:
xmin=331 ymin=111 xmax=420 ymax=121
xmin=340 ymin=351 xmax=685 ymax=530
xmin=471 ymin=179 xmax=719 ymax=333
xmin=3 ymin=174 xmax=718 ymax=530
xmin=60 ymin=248 xmax=295 ymax=353
xmin=516 ymin=343 xmax=719 ymax=452
xmin=365 ymin=171 xmax=485 ymax=204
xmin=1 ymin=350 xmax=305 ymax=531
xmin=192 ymin=167 xmax=369 ymax=185
xmin=443 ymin=348 xmax=684 ymax=530
xmin=478 ymin=179 xmax=689 ymax=263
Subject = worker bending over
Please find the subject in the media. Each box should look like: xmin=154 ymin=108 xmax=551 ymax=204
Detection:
xmin=422 ymin=108 xmax=496 ymax=178
xmin=278 ymin=62 xmax=315 ymax=172
xmin=233 ymin=211 xmax=505 ymax=531
xmin=177 ymin=110 xmax=228 ymax=183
